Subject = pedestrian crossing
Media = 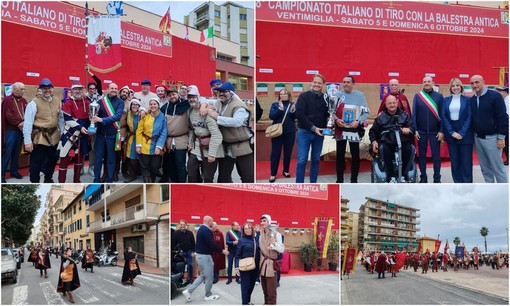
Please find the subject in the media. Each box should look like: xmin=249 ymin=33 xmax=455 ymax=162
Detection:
xmin=8 ymin=271 xmax=169 ymax=305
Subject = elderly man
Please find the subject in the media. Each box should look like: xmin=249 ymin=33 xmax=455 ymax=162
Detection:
xmin=2 ymin=82 xmax=27 ymax=183
xmin=207 ymin=82 xmax=254 ymax=183
xmin=57 ymin=83 xmax=90 ymax=183
xmin=469 ymin=75 xmax=508 ymax=183
xmin=182 ymin=216 xmax=229 ymax=302
xmin=378 ymin=79 xmax=412 ymax=116
xmin=226 ymin=221 xmax=241 ymax=284
xmin=369 ymin=95 xmax=415 ymax=182
xmin=412 ymin=76 xmax=444 ymax=183
xmin=134 ymin=79 xmax=158 ymax=111
xmin=495 ymin=86 xmax=509 ymax=165
xmin=209 ymin=79 xmax=222 ymax=99
xmin=91 ymin=82 xmax=124 ymax=183
xmin=23 ymin=78 xmax=63 ymax=183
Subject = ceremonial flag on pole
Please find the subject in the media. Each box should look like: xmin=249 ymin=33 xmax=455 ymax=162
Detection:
xmin=159 ymin=5 xmax=171 ymax=34
xmin=207 ymin=26 xmax=214 ymax=38
xmin=87 ymin=16 xmax=122 ymax=73
xmin=434 ymin=240 xmax=441 ymax=254
xmin=444 ymin=239 xmax=450 ymax=253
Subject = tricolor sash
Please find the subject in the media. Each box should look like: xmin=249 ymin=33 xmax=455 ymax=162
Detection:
xmin=102 ymin=96 xmax=122 ymax=150
xmin=417 ymin=90 xmax=440 ymax=121
xmin=228 ymin=229 xmax=239 ymax=241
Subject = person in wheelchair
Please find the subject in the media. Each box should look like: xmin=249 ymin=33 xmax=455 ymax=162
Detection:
xmin=369 ymin=95 xmax=415 ymax=182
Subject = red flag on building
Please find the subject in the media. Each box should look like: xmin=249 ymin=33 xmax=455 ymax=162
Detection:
xmin=159 ymin=5 xmax=171 ymax=34
xmin=200 ymin=29 xmax=205 ymax=42
xmin=87 ymin=16 xmax=122 ymax=73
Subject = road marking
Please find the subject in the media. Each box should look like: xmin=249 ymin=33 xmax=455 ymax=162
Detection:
xmin=12 ymin=285 xmax=28 ymax=305
xmin=80 ymin=278 xmax=119 ymax=298
xmin=72 ymin=291 xmax=99 ymax=304
xmin=40 ymin=282 xmax=66 ymax=305
xmin=138 ymin=273 xmax=170 ymax=281
xmin=95 ymin=273 xmax=142 ymax=292
xmin=135 ymin=274 xmax=169 ymax=284
xmin=109 ymin=272 xmax=159 ymax=288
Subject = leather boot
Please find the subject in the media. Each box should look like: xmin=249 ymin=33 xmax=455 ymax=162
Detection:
xmin=74 ymin=164 xmax=82 ymax=183
xmin=67 ymin=292 xmax=75 ymax=303
xmin=58 ymin=168 xmax=67 ymax=183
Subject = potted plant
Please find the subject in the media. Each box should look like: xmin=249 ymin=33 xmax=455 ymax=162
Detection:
xmin=300 ymin=241 xmax=320 ymax=272
xmin=327 ymin=235 xmax=340 ymax=271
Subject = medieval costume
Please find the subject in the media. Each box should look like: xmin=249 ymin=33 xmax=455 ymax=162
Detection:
xmin=57 ymin=254 xmax=81 ymax=303
xmin=431 ymin=253 xmax=438 ymax=272
xmin=259 ymin=214 xmax=284 ymax=305
xmin=81 ymin=248 xmax=94 ymax=272
xmin=36 ymin=248 xmax=51 ymax=278
xmin=212 ymin=228 xmax=226 ymax=283
xmin=375 ymin=253 xmax=387 ymax=279
xmin=28 ymin=248 xmax=38 ymax=266
xmin=121 ymin=248 xmax=141 ymax=285
xmin=421 ymin=254 xmax=429 ymax=274
xmin=443 ymin=253 xmax=449 ymax=272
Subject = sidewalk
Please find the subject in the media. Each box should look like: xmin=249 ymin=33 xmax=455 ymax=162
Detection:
xmin=399 ymin=265 xmax=509 ymax=300
xmin=116 ymin=259 xmax=169 ymax=276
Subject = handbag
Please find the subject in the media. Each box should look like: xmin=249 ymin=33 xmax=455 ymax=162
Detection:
xmin=238 ymin=238 xmax=256 ymax=271
xmin=265 ymin=103 xmax=291 ymax=138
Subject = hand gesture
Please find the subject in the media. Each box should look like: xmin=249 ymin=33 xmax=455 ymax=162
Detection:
xmin=315 ymin=128 xmax=323 ymax=136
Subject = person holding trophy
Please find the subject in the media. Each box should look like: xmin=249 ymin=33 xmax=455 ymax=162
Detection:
xmin=334 ymin=75 xmax=370 ymax=183
xmin=57 ymin=83 xmax=90 ymax=183
xmin=294 ymin=74 xmax=330 ymax=183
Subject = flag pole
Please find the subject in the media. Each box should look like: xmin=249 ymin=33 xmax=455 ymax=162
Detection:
xmin=85 ymin=1 xmax=89 ymax=86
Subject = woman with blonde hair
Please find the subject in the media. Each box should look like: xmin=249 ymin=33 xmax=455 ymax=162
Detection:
xmin=440 ymin=78 xmax=473 ymax=182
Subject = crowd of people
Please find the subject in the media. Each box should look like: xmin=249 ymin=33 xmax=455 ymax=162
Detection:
xmin=264 ymin=74 xmax=508 ymax=183
xmin=23 ymin=244 xmax=141 ymax=303
xmin=1 ymin=66 xmax=255 ymax=183
xmin=171 ymin=215 xmax=285 ymax=305
xmin=355 ymin=250 xmax=509 ymax=279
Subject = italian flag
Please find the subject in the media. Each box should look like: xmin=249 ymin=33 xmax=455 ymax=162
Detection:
xmin=257 ymin=83 xmax=268 ymax=96
xmin=200 ymin=26 xmax=214 ymax=42
xmin=87 ymin=16 xmax=122 ymax=73
xmin=293 ymin=83 xmax=303 ymax=93
xmin=274 ymin=83 xmax=285 ymax=95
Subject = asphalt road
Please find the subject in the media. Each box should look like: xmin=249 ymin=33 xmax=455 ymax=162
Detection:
xmin=341 ymin=267 xmax=508 ymax=305
xmin=1 ymin=253 xmax=169 ymax=305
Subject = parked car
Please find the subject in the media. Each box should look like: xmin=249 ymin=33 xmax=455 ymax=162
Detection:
xmin=12 ymin=248 xmax=22 ymax=269
xmin=1 ymin=248 xmax=18 ymax=283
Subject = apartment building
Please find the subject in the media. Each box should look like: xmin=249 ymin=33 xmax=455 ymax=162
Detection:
xmin=347 ymin=212 xmax=359 ymax=249
xmin=341 ymin=198 xmax=350 ymax=249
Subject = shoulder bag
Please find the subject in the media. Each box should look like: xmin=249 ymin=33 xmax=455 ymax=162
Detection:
xmin=265 ymin=104 xmax=291 ymax=138
xmin=238 ymin=239 xmax=256 ymax=271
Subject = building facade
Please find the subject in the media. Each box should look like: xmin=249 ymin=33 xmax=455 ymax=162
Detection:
xmin=85 ymin=184 xmax=169 ymax=268
xmin=358 ymin=197 xmax=420 ymax=252
xmin=347 ymin=212 xmax=359 ymax=249
xmin=341 ymin=198 xmax=349 ymax=249
xmin=62 ymin=190 xmax=95 ymax=251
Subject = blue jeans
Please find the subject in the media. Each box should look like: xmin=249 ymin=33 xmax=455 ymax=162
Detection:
xmin=94 ymin=134 xmax=116 ymax=183
xmin=2 ymin=130 xmax=23 ymax=178
xmin=227 ymin=252 xmax=239 ymax=281
xmin=295 ymin=129 xmax=324 ymax=183
xmin=168 ymin=149 xmax=188 ymax=183
xmin=184 ymin=250 xmax=193 ymax=280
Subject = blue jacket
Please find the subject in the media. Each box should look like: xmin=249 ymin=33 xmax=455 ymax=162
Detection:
xmin=412 ymin=90 xmax=443 ymax=133
xmin=235 ymin=235 xmax=260 ymax=268
xmin=96 ymin=95 xmax=124 ymax=136
xmin=441 ymin=95 xmax=473 ymax=144
xmin=269 ymin=101 xmax=296 ymax=133
xmin=225 ymin=229 xmax=242 ymax=253
xmin=195 ymin=225 xmax=224 ymax=255
xmin=470 ymin=88 xmax=508 ymax=139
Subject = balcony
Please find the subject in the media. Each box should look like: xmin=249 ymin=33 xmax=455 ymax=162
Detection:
xmin=194 ymin=13 xmax=210 ymax=27
xmin=87 ymin=202 xmax=158 ymax=233
xmin=87 ymin=184 xmax=140 ymax=211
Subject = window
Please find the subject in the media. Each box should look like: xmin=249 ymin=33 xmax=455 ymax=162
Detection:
xmin=229 ymin=74 xmax=249 ymax=91
xmin=240 ymin=13 xmax=247 ymax=20
xmin=161 ymin=185 xmax=169 ymax=202
xmin=79 ymin=202 xmax=82 ymax=211
xmin=101 ymin=210 xmax=110 ymax=222
xmin=86 ymin=215 xmax=90 ymax=227
xmin=214 ymin=10 xmax=220 ymax=17
xmin=73 ymin=205 xmax=76 ymax=214
xmin=217 ymin=54 xmax=233 ymax=62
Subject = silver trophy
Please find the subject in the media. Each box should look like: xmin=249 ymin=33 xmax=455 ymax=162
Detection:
xmin=322 ymin=94 xmax=338 ymax=136
xmin=88 ymin=94 xmax=100 ymax=134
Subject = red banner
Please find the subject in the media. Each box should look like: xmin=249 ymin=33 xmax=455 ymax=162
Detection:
xmin=315 ymin=218 xmax=330 ymax=258
xmin=0 ymin=1 xmax=172 ymax=58
xmin=342 ymin=247 xmax=357 ymax=274
xmin=395 ymin=252 xmax=406 ymax=270
xmin=434 ymin=240 xmax=441 ymax=254
xmin=210 ymin=184 xmax=330 ymax=200
xmin=257 ymin=1 xmax=508 ymax=38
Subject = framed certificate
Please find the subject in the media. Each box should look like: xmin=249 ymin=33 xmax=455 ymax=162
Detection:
xmin=342 ymin=108 xmax=357 ymax=124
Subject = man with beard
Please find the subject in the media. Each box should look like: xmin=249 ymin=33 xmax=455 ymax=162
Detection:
xmin=160 ymin=86 xmax=190 ymax=183
xmin=207 ymin=82 xmax=254 ymax=183
xmin=23 ymin=78 xmax=63 ymax=183
xmin=172 ymin=219 xmax=196 ymax=282
xmin=91 ymin=83 xmax=124 ymax=183
xmin=81 ymin=244 xmax=94 ymax=273
xmin=178 ymin=84 xmax=189 ymax=100
xmin=114 ymin=85 xmax=134 ymax=181
xmin=57 ymin=83 xmax=90 ymax=183
xmin=2 ymin=82 xmax=27 ymax=183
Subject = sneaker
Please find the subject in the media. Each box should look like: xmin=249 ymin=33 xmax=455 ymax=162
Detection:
xmin=40 ymin=172 xmax=45 ymax=177
xmin=88 ymin=167 xmax=94 ymax=177
xmin=389 ymin=177 xmax=397 ymax=183
xmin=182 ymin=289 xmax=191 ymax=302
xmin=204 ymin=295 xmax=220 ymax=301
xmin=255 ymin=281 xmax=260 ymax=285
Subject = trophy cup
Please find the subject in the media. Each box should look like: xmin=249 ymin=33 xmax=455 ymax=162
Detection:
xmin=88 ymin=94 xmax=99 ymax=134
xmin=322 ymin=95 xmax=338 ymax=136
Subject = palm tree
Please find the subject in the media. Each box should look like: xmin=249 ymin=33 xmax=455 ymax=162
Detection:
xmin=480 ymin=226 xmax=489 ymax=253
xmin=453 ymin=237 xmax=461 ymax=246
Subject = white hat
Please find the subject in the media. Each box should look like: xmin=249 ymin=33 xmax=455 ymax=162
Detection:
xmin=188 ymin=85 xmax=200 ymax=97
xmin=129 ymin=99 xmax=141 ymax=108
xmin=71 ymin=83 xmax=84 ymax=89
xmin=120 ymin=85 xmax=131 ymax=93
xmin=149 ymin=97 xmax=160 ymax=105
xmin=261 ymin=214 xmax=272 ymax=225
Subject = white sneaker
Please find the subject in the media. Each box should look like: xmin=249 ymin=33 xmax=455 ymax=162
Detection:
xmin=389 ymin=177 xmax=397 ymax=183
xmin=40 ymin=172 xmax=45 ymax=177
xmin=88 ymin=166 xmax=94 ymax=177
xmin=204 ymin=295 xmax=220 ymax=301
xmin=182 ymin=289 xmax=191 ymax=302
xmin=255 ymin=281 xmax=260 ymax=285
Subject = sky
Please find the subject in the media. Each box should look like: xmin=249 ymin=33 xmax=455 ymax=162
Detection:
xmin=342 ymin=184 xmax=510 ymax=253
xmin=34 ymin=184 xmax=52 ymax=227
xmin=128 ymin=1 xmax=254 ymax=23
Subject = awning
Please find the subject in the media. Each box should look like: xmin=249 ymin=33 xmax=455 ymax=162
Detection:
xmin=83 ymin=184 xmax=101 ymax=200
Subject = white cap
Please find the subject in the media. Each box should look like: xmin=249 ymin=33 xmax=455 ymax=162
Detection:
xmin=188 ymin=85 xmax=200 ymax=97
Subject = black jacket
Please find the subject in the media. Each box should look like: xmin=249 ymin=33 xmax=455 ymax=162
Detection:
xmin=369 ymin=108 xmax=415 ymax=145
xmin=295 ymin=90 xmax=329 ymax=131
